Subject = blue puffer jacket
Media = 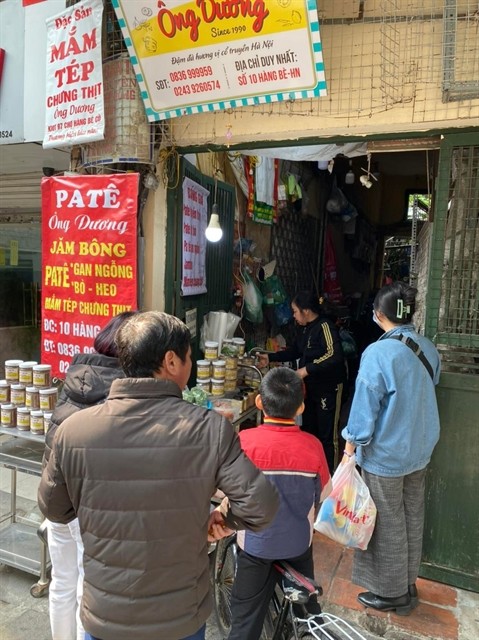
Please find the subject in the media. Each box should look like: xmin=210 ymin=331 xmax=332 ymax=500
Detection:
xmin=341 ymin=324 xmax=441 ymax=477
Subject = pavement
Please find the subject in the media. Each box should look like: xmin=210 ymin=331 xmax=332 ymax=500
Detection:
xmin=1 ymin=444 xmax=478 ymax=640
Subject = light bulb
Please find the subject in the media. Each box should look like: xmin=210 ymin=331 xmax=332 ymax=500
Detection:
xmin=205 ymin=205 xmax=223 ymax=242
xmin=345 ymin=160 xmax=355 ymax=184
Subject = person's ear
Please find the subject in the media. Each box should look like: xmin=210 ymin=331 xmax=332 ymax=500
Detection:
xmin=255 ymin=394 xmax=264 ymax=411
xmin=295 ymin=401 xmax=305 ymax=417
xmin=162 ymin=350 xmax=177 ymax=376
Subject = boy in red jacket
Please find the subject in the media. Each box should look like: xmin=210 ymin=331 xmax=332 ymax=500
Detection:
xmin=228 ymin=367 xmax=332 ymax=640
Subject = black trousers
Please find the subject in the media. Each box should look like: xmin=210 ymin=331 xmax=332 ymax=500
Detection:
xmin=228 ymin=546 xmax=315 ymax=640
xmin=301 ymin=383 xmax=344 ymax=474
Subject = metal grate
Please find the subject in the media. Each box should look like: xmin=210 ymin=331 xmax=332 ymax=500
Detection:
xmin=426 ymin=138 xmax=479 ymax=373
xmin=443 ymin=0 xmax=479 ymax=101
xmin=271 ymin=208 xmax=317 ymax=299
xmin=438 ymin=146 xmax=479 ymax=341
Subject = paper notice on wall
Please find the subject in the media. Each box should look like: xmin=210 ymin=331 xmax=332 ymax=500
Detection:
xmin=43 ymin=0 xmax=104 ymax=149
xmin=181 ymin=177 xmax=208 ymax=296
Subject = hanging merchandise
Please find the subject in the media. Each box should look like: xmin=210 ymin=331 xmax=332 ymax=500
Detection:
xmin=323 ymin=226 xmax=343 ymax=304
xmin=242 ymin=271 xmax=264 ymax=324
xmin=326 ymin=175 xmax=358 ymax=222
xmin=258 ymin=274 xmax=292 ymax=326
xmin=245 ymin=157 xmax=279 ymax=225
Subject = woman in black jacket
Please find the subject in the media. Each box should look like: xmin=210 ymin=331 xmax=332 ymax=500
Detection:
xmin=42 ymin=311 xmax=136 ymax=640
xmin=259 ymin=291 xmax=346 ymax=473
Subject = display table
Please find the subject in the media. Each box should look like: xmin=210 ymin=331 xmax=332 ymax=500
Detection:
xmin=0 ymin=429 xmax=50 ymax=597
xmin=231 ymin=405 xmax=261 ymax=431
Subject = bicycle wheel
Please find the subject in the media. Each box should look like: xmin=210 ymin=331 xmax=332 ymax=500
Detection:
xmin=213 ymin=536 xmax=237 ymax=636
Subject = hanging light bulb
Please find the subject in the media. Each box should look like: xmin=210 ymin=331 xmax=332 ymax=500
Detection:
xmin=345 ymin=159 xmax=355 ymax=184
xmin=205 ymin=203 xmax=223 ymax=242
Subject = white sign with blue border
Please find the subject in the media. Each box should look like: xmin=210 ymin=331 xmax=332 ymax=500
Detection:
xmin=112 ymin=0 xmax=326 ymax=121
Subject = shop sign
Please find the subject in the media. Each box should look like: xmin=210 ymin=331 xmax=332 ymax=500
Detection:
xmin=43 ymin=0 xmax=105 ymax=149
xmin=41 ymin=174 xmax=138 ymax=377
xmin=111 ymin=0 xmax=326 ymax=121
xmin=182 ymin=177 xmax=208 ymax=296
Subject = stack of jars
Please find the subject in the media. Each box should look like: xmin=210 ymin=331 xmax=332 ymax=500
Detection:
xmin=0 ymin=359 xmax=58 ymax=435
xmin=196 ymin=337 xmax=246 ymax=398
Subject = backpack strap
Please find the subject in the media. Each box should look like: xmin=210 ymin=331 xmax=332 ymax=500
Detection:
xmin=389 ymin=334 xmax=434 ymax=380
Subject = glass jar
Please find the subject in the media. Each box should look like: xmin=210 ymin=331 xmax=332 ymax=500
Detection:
xmin=16 ymin=407 xmax=31 ymax=431
xmin=32 ymin=364 xmax=52 ymax=389
xmin=19 ymin=361 xmax=38 ymax=386
xmin=25 ymin=386 xmax=40 ymax=409
xmin=211 ymin=378 xmax=225 ymax=397
xmin=212 ymin=360 xmax=226 ymax=380
xmin=0 ymin=380 xmax=10 ymax=403
xmin=10 ymin=384 xmax=26 ymax=407
xmin=1 ymin=403 xmax=16 ymax=428
xmin=30 ymin=410 xmax=45 ymax=435
xmin=39 ymin=387 xmax=58 ymax=411
xmin=5 ymin=360 xmax=23 ymax=383
xmin=196 ymin=360 xmax=211 ymax=380
xmin=204 ymin=341 xmax=219 ymax=361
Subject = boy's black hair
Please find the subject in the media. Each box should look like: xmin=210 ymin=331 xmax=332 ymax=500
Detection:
xmin=259 ymin=367 xmax=304 ymax=420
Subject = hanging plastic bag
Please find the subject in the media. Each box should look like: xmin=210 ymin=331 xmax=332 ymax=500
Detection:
xmin=326 ymin=176 xmax=349 ymax=215
xmin=242 ymin=271 xmax=263 ymax=324
xmin=274 ymin=300 xmax=292 ymax=326
xmin=314 ymin=456 xmax=376 ymax=550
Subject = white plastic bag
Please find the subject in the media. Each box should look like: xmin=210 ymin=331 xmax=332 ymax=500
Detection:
xmin=314 ymin=456 xmax=376 ymax=550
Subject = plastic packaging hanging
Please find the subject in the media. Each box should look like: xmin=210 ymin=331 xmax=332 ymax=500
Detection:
xmin=200 ymin=311 xmax=241 ymax=353
xmin=242 ymin=271 xmax=263 ymax=324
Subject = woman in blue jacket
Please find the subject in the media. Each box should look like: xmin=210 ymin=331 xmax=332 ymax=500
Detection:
xmin=342 ymin=282 xmax=440 ymax=615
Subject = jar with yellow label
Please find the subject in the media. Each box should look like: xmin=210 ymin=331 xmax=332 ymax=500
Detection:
xmin=196 ymin=378 xmax=211 ymax=393
xmin=10 ymin=384 xmax=26 ymax=407
xmin=212 ymin=360 xmax=226 ymax=380
xmin=232 ymin=338 xmax=246 ymax=357
xmin=16 ymin=407 xmax=31 ymax=431
xmin=25 ymin=386 xmax=40 ymax=409
xmin=32 ymin=364 xmax=52 ymax=389
xmin=211 ymin=378 xmax=225 ymax=397
xmin=43 ymin=412 xmax=53 ymax=435
xmin=1 ymin=403 xmax=16 ymax=428
xmin=204 ymin=341 xmax=219 ymax=361
xmin=196 ymin=360 xmax=211 ymax=380
xmin=19 ymin=361 xmax=38 ymax=385
xmin=224 ymin=379 xmax=237 ymax=393
xmin=30 ymin=410 xmax=45 ymax=435
xmin=0 ymin=380 xmax=10 ymax=403
xmin=225 ymin=368 xmax=238 ymax=382
xmin=5 ymin=360 xmax=23 ymax=383
xmin=39 ymin=387 xmax=58 ymax=411
xmin=225 ymin=356 xmax=238 ymax=371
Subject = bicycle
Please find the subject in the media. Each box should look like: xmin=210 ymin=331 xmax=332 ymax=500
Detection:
xmin=213 ymin=533 xmax=368 ymax=640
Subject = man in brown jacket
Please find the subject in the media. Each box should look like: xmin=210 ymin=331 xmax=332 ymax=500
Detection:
xmin=39 ymin=311 xmax=279 ymax=640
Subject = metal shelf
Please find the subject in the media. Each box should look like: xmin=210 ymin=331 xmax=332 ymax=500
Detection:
xmin=0 ymin=426 xmax=45 ymax=444
xmin=0 ymin=522 xmax=46 ymax=577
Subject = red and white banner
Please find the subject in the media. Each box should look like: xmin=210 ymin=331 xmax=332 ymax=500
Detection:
xmin=43 ymin=0 xmax=104 ymax=149
xmin=41 ymin=174 xmax=139 ymax=377
xmin=182 ymin=177 xmax=208 ymax=296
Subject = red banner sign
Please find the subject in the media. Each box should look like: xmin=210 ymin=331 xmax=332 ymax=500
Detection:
xmin=41 ymin=174 xmax=139 ymax=377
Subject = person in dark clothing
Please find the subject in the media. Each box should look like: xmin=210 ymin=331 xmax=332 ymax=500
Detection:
xmin=42 ymin=311 xmax=137 ymax=640
xmin=259 ymin=291 xmax=346 ymax=473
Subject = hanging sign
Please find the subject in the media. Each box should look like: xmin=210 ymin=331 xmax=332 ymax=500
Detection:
xmin=43 ymin=0 xmax=105 ymax=149
xmin=41 ymin=174 xmax=138 ymax=377
xmin=182 ymin=177 xmax=208 ymax=296
xmin=112 ymin=0 xmax=326 ymax=121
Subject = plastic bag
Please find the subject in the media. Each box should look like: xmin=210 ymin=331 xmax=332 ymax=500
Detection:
xmin=314 ymin=456 xmax=376 ymax=550
xmin=326 ymin=177 xmax=349 ymax=214
xmin=242 ymin=271 xmax=263 ymax=324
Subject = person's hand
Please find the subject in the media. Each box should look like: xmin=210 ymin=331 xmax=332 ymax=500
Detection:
xmin=257 ymin=353 xmax=269 ymax=369
xmin=207 ymin=507 xmax=234 ymax=542
xmin=296 ymin=367 xmax=308 ymax=379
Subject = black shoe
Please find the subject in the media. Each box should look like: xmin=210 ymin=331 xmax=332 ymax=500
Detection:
xmin=408 ymin=583 xmax=419 ymax=609
xmin=357 ymin=591 xmax=412 ymax=616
